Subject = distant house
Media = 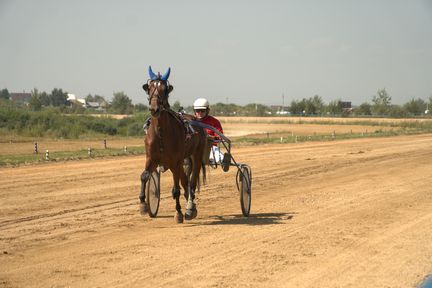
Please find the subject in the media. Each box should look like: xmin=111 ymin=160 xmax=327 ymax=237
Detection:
xmin=340 ymin=101 xmax=352 ymax=109
xmin=86 ymin=102 xmax=101 ymax=109
xmin=67 ymin=93 xmax=86 ymax=107
xmin=67 ymin=93 xmax=77 ymax=101
xmin=10 ymin=92 xmax=31 ymax=104
xmin=271 ymin=105 xmax=290 ymax=115
xmin=77 ymin=99 xmax=86 ymax=106
xmin=341 ymin=101 xmax=353 ymax=114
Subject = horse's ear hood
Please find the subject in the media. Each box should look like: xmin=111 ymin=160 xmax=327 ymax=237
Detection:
xmin=161 ymin=67 xmax=171 ymax=81
xmin=148 ymin=66 xmax=171 ymax=81
xmin=148 ymin=66 xmax=158 ymax=80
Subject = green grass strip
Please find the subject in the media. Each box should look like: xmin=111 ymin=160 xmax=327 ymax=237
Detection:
xmin=0 ymin=147 xmax=145 ymax=167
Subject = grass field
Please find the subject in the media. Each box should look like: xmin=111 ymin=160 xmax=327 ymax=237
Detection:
xmin=1 ymin=116 xmax=431 ymax=166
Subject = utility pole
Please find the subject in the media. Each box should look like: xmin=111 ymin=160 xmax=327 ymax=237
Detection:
xmin=282 ymin=93 xmax=285 ymax=109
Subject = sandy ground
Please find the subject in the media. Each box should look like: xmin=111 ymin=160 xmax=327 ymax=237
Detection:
xmin=1 ymin=134 xmax=432 ymax=287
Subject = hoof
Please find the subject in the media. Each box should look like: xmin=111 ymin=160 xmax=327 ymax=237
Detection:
xmin=139 ymin=202 xmax=149 ymax=215
xmin=185 ymin=208 xmax=198 ymax=220
xmin=175 ymin=211 xmax=184 ymax=223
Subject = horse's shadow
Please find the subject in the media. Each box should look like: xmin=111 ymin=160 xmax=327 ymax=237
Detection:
xmin=192 ymin=212 xmax=295 ymax=226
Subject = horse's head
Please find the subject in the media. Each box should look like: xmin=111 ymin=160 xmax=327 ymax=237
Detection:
xmin=142 ymin=66 xmax=173 ymax=117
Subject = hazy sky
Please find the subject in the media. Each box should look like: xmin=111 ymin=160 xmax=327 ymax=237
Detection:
xmin=1 ymin=0 xmax=431 ymax=106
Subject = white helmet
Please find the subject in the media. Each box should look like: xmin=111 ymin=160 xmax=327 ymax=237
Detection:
xmin=193 ymin=98 xmax=210 ymax=110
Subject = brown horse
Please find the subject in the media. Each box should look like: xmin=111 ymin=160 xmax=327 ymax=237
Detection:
xmin=139 ymin=66 xmax=207 ymax=223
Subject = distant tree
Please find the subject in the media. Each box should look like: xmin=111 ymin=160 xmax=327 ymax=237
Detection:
xmin=40 ymin=91 xmax=51 ymax=106
xmin=355 ymin=102 xmax=372 ymax=116
xmin=288 ymin=96 xmax=323 ymax=115
xmin=304 ymin=99 xmax=315 ymax=115
xmin=111 ymin=92 xmax=133 ymax=114
xmin=289 ymin=99 xmax=305 ymax=115
xmin=211 ymin=102 xmax=240 ymax=116
xmin=326 ymin=99 xmax=343 ymax=115
xmin=257 ymin=104 xmax=270 ymax=116
xmin=29 ymin=88 xmax=42 ymax=111
xmin=372 ymin=88 xmax=392 ymax=116
xmin=308 ymin=95 xmax=324 ymax=115
xmin=388 ymin=105 xmax=407 ymax=118
xmin=171 ymin=100 xmax=182 ymax=112
xmin=403 ymin=98 xmax=426 ymax=116
xmin=50 ymin=88 xmax=68 ymax=106
xmin=0 ymin=88 xmax=10 ymax=100
xmin=427 ymin=96 xmax=432 ymax=115
xmin=134 ymin=103 xmax=148 ymax=113
xmin=242 ymin=103 xmax=268 ymax=116
xmin=85 ymin=94 xmax=95 ymax=103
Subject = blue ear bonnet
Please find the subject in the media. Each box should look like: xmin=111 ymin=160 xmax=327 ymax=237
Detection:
xmin=148 ymin=66 xmax=171 ymax=81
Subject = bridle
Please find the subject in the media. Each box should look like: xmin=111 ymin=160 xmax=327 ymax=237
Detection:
xmin=147 ymin=79 xmax=170 ymax=116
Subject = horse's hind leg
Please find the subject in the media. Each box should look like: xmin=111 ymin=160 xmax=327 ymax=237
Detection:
xmin=183 ymin=157 xmax=192 ymax=199
xmin=185 ymin=157 xmax=199 ymax=220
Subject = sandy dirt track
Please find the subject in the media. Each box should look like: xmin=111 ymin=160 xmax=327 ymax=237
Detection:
xmin=1 ymin=134 xmax=432 ymax=287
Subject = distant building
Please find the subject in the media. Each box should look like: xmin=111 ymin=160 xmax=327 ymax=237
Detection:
xmin=86 ymin=102 xmax=101 ymax=109
xmin=340 ymin=101 xmax=352 ymax=109
xmin=67 ymin=93 xmax=86 ymax=107
xmin=10 ymin=92 xmax=31 ymax=104
xmin=341 ymin=101 xmax=353 ymax=114
xmin=67 ymin=93 xmax=77 ymax=101
xmin=270 ymin=105 xmax=290 ymax=115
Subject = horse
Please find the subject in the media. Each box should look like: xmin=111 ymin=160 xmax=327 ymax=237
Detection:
xmin=139 ymin=66 xmax=207 ymax=223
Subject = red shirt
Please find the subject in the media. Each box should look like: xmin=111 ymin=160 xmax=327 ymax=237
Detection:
xmin=200 ymin=115 xmax=223 ymax=138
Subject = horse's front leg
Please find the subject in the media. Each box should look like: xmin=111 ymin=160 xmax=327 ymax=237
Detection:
xmin=171 ymin=164 xmax=184 ymax=223
xmin=139 ymin=160 xmax=157 ymax=215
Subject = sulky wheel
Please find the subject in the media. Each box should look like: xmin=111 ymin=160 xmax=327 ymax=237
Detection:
xmin=146 ymin=170 xmax=160 ymax=218
xmin=239 ymin=165 xmax=252 ymax=217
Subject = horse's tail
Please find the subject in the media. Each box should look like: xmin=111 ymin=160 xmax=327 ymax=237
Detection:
xmin=201 ymin=161 xmax=207 ymax=186
xmin=196 ymin=161 xmax=207 ymax=193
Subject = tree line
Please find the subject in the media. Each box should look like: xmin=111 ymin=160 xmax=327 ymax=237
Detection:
xmin=0 ymin=88 xmax=145 ymax=115
xmin=209 ymin=89 xmax=431 ymax=118
xmin=1 ymin=87 xmax=431 ymax=118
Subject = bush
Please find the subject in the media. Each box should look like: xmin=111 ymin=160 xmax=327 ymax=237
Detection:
xmin=0 ymin=106 xmax=150 ymax=138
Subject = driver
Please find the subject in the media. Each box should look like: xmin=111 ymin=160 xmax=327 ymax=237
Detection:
xmin=193 ymin=98 xmax=230 ymax=171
